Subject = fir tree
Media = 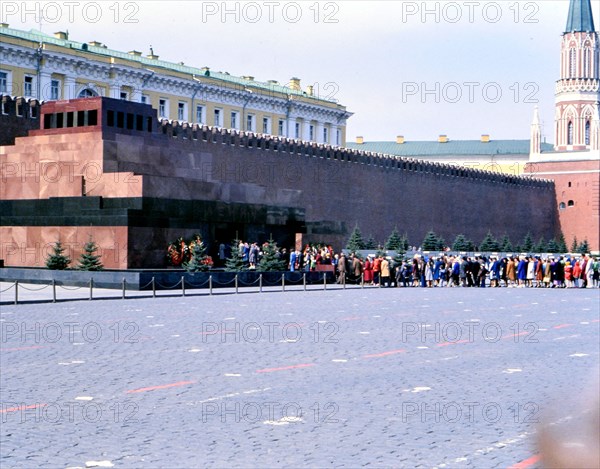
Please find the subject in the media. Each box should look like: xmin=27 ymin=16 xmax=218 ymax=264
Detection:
xmin=571 ymin=236 xmax=579 ymax=253
xmin=499 ymin=234 xmax=513 ymax=252
xmin=479 ymin=231 xmax=500 ymax=252
xmin=557 ymin=233 xmax=568 ymax=253
xmin=77 ymin=237 xmax=104 ymax=271
xmin=385 ymin=227 xmax=404 ymax=251
xmin=422 ymin=230 xmax=440 ymax=251
xmin=185 ymin=237 xmax=210 ymax=272
xmin=521 ymin=232 xmax=534 ymax=252
xmin=346 ymin=224 xmax=365 ymax=252
xmin=452 ymin=234 xmax=470 ymax=252
xmin=258 ymin=238 xmax=286 ymax=272
xmin=365 ymin=234 xmax=377 ymax=250
xmin=545 ymin=238 xmax=559 ymax=253
xmin=533 ymin=236 xmax=547 ymax=253
xmin=225 ymin=239 xmax=248 ymax=272
xmin=46 ymin=240 xmax=71 ymax=270
xmin=577 ymin=239 xmax=590 ymax=254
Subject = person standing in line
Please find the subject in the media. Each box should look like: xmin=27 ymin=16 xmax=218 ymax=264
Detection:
xmin=380 ymin=255 xmax=390 ymax=287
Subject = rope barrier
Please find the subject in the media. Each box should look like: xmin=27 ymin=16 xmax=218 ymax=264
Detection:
xmin=58 ymin=284 xmax=85 ymax=291
xmin=237 ymin=277 xmax=260 ymax=287
xmin=185 ymin=279 xmax=210 ymax=288
xmin=154 ymin=278 xmax=182 ymax=290
xmin=18 ymin=283 xmax=51 ymax=291
xmin=0 ymin=283 xmax=16 ymax=293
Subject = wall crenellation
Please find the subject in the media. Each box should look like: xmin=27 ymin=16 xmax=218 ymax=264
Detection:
xmin=157 ymin=118 xmax=553 ymax=189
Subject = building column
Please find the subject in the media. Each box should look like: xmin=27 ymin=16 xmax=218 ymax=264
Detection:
xmin=315 ymin=121 xmax=324 ymax=144
xmin=64 ymin=76 xmax=76 ymax=99
xmin=38 ymin=72 xmax=52 ymax=101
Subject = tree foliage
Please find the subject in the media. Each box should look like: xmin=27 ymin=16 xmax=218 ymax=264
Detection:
xmin=77 ymin=237 xmax=104 ymax=271
xmin=258 ymin=238 xmax=286 ymax=272
xmin=225 ymin=239 xmax=248 ymax=272
xmin=46 ymin=240 xmax=71 ymax=270
xmin=346 ymin=224 xmax=365 ymax=252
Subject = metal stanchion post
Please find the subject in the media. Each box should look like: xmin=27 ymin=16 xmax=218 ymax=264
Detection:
xmin=209 ymin=275 xmax=213 ymax=295
xmin=182 ymin=276 xmax=185 ymax=296
xmin=235 ymin=274 xmax=238 ymax=294
xmin=343 ymin=273 xmax=346 ymax=289
xmin=361 ymin=273 xmax=364 ymax=288
xmin=303 ymin=272 xmax=306 ymax=291
xmin=14 ymin=280 xmax=18 ymax=305
xmin=152 ymin=277 xmax=156 ymax=298
xmin=89 ymin=278 xmax=93 ymax=300
xmin=282 ymin=273 xmax=285 ymax=292
xmin=259 ymin=274 xmax=263 ymax=293
xmin=52 ymin=279 xmax=56 ymax=302
xmin=122 ymin=278 xmax=126 ymax=299
xmin=323 ymin=273 xmax=327 ymax=290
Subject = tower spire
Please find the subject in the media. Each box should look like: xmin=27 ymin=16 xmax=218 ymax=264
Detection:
xmin=565 ymin=0 xmax=596 ymax=33
xmin=530 ymin=106 xmax=542 ymax=155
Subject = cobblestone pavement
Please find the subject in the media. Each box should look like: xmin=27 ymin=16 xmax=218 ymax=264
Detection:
xmin=1 ymin=287 xmax=598 ymax=468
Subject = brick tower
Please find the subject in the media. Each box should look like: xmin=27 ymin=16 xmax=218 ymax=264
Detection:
xmin=554 ymin=0 xmax=600 ymax=151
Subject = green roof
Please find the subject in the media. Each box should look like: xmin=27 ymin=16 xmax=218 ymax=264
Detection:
xmin=0 ymin=26 xmax=339 ymax=105
xmin=345 ymin=140 xmax=554 ymax=157
xmin=565 ymin=0 xmax=596 ymax=32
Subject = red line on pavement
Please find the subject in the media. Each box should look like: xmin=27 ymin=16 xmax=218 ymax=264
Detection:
xmin=507 ymin=454 xmax=541 ymax=469
xmin=553 ymin=324 xmax=575 ymax=329
xmin=125 ymin=380 xmax=196 ymax=394
xmin=256 ymin=363 xmax=315 ymax=373
xmin=591 ymin=319 xmax=600 ymax=323
xmin=0 ymin=403 xmax=46 ymax=414
xmin=363 ymin=349 xmax=406 ymax=358
xmin=0 ymin=345 xmax=45 ymax=352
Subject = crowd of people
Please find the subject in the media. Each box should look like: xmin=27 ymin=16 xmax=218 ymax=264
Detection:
xmin=223 ymin=241 xmax=600 ymax=289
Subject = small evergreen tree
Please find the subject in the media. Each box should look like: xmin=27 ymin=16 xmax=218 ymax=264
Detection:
xmin=571 ymin=236 xmax=579 ymax=253
xmin=346 ymin=224 xmax=365 ymax=252
xmin=545 ymin=238 xmax=559 ymax=253
xmin=577 ymin=239 xmax=590 ymax=254
xmin=185 ymin=237 xmax=210 ymax=272
xmin=557 ymin=233 xmax=568 ymax=253
xmin=225 ymin=239 xmax=248 ymax=272
xmin=77 ymin=237 xmax=104 ymax=271
xmin=499 ymin=234 xmax=513 ymax=252
xmin=385 ymin=227 xmax=404 ymax=251
xmin=400 ymin=233 xmax=410 ymax=251
xmin=452 ymin=234 xmax=470 ymax=252
xmin=533 ymin=236 xmax=547 ymax=253
xmin=46 ymin=240 xmax=71 ymax=270
xmin=436 ymin=236 xmax=446 ymax=251
xmin=365 ymin=234 xmax=377 ymax=250
xmin=521 ymin=232 xmax=534 ymax=252
xmin=422 ymin=230 xmax=440 ymax=251
xmin=479 ymin=231 xmax=500 ymax=252
xmin=258 ymin=238 xmax=286 ymax=271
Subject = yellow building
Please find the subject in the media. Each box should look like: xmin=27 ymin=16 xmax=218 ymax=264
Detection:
xmin=0 ymin=24 xmax=351 ymax=145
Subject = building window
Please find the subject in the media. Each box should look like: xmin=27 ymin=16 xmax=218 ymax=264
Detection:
xmin=159 ymin=98 xmax=167 ymax=118
xmin=247 ymin=114 xmax=254 ymax=132
xmin=569 ymin=48 xmax=576 ymax=78
xmin=568 ymin=181 xmax=572 ymax=187
xmin=567 ymin=121 xmax=573 ymax=145
xmin=230 ymin=111 xmax=238 ymax=129
xmin=295 ymin=122 xmax=300 ymax=139
xmin=585 ymin=120 xmax=591 ymax=145
xmin=214 ymin=109 xmax=221 ymax=127
xmin=0 ymin=71 xmax=7 ymax=93
xmin=323 ymin=127 xmax=328 ymax=143
xmin=262 ymin=117 xmax=270 ymax=134
xmin=141 ymin=95 xmax=149 ymax=104
xmin=50 ymin=79 xmax=60 ymax=100
xmin=178 ymin=102 xmax=186 ymax=121
xmin=24 ymin=76 xmax=33 ymax=97
xmin=568 ymin=200 xmax=574 ymax=207
xmin=196 ymin=105 xmax=204 ymax=124
xmin=78 ymin=88 xmax=98 ymax=98
xmin=584 ymin=48 xmax=591 ymax=77
xmin=278 ymin=119 xmax=284 ymax=136
xmin=336 ymin=129 xmax=341 ymax=145
xmin=559 ymin=202 xmax=566 ymax=210
xmin=120 ymin=91 xmax=128 ymax=100
xmin=309 ymin=124 xmax=314 ymax=141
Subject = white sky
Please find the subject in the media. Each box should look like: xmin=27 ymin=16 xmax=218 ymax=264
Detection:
xmin=3 ymin=0 xmax=595 ymax=143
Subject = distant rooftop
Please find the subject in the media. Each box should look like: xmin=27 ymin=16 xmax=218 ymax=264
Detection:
xmin=565 ymin=0 xmax=596 ymax=33
xmin=345 ymin=139 xmax=553 ymax=158
xmin=0 ymin=25 xmax=338 ymax=104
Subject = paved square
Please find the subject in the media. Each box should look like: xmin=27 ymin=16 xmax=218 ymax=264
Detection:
xmin=1 ymin=287 xmax=599 ymax=468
